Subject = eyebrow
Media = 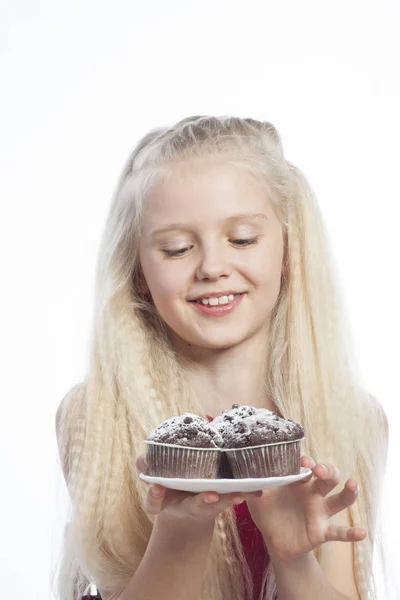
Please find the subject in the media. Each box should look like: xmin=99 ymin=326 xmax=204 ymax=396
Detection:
xmin=148 ymin=212 xmax=268 ymax=238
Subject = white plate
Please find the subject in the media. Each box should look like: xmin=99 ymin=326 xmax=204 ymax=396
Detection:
xmin=139 ymin=467 xmax=312 ymax=493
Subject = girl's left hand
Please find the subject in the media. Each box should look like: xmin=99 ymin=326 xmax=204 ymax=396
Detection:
xmin=245 ymin=456 xmax=366 ymax=565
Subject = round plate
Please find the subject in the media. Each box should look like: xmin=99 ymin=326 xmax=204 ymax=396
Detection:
xmin=139 ymin=467 xmax=312 ymax=493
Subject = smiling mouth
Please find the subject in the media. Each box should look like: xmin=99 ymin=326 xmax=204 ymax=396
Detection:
xmin=192 ymin=293 xmax=242 ymax=306
xmin=188 ymin=293 xmax=245 ymax=317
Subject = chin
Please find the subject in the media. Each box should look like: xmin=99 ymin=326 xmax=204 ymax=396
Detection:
xmin=190 ymin=334 xmax=246 ymax=350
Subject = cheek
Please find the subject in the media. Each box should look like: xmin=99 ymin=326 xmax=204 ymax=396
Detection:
xmin=147 ymin=269 xmax=189 ymax=330
xmin=239 ymin=254 xmax=283 ymax=304
xmin=252 ymin=240 xmax=284 ymax=285
xmin=144 ymin=262 xmax=186 ymax=304
xmin=239 ymin=254 xmax=279 ymax=286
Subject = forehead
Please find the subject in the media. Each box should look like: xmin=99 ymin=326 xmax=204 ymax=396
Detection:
xmin=141 ymin=158 xmax=279 ymax=234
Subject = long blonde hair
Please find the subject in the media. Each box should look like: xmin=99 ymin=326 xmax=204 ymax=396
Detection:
xmin=54 ymin=116 xmax=390 ymax=600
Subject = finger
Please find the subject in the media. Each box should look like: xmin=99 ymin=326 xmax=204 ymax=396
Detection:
xmin=311 ymin=463 xmax=341 ymax=497
xmin=202 ymin=491 xmax=220 ymax=504
xmin=325 ymin=479 xmax=360 ymax=518
xmin=200 ymin=492 xmax=255 ymax=511
xmin=183 ymin=491 xmax=222 ymax=517
xmin=143 ymin=484 xmax=166 ymax=514
xmin=325 ymin=523 xmax=367 ymax=543
xmin=220 ymin=494 xmax=248 ymax=507
xmin=300 ymin=456 xmax=316 ymax=483
xmin=136 ymin=453 xmax=149 ymax=474
xmin=243 ymin=490 xmax=264 ymax=499
xmin=201 ymin=493 xmax=243 ymax=507
xmin=228 ymin=490 xmax=264 ymax=505
xmin=182 ymin=492 xmax=235 ymax=520
xmin=201 ymin=489 xmax=263 ymax=504
xmin=225 ymin=489 xmax=264 ymax=502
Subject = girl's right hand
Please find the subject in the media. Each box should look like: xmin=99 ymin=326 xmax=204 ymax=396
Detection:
xmin=136 ymin=453 xmax=263 ymax=524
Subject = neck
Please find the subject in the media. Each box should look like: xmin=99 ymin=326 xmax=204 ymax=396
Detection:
xmin=175 ymin=331 xmax=279 ymax=418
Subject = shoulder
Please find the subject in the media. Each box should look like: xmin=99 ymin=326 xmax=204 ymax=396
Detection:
xmin=55 ymin=382 xmax=87 ymax=483
xmin=365 ymin=392 xmax=389 ymax=444
xmin=55 ymin=382 xmax=86 ymax=436
xmin=357 ymin=391 xmax=390 ymax=475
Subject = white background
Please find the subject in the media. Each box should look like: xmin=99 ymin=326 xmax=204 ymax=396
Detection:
xmin=0 ymin=1 xmax=399 ymax=598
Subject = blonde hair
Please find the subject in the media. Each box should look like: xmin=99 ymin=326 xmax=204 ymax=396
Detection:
xmin=54 ymin=116 xmax=390 ymax=600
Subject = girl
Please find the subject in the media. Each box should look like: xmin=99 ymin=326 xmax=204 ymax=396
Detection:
xmin=55 ymin=116 xmax=389 ymax=600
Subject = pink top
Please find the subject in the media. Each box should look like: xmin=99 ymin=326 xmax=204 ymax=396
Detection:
xmin=233 ymin=500 xmax=270 ymax=600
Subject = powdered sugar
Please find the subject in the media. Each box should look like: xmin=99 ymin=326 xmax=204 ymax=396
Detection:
xmin=210 ymin=405 xmax=304 ymax=449
xmin=147 ymin=413 xmax=224 ymax=448
xmin=146 ymin=405 xmax=304 ymax=451
xmin=239 ymin=412 xmax=298 ymax=434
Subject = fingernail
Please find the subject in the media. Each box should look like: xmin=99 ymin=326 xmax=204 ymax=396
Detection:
xmin=204 ymin=495 xmax=218 ymax=503
xmin=354 ymin=485 xmax=360 ymax=496
xmin=150 ymin=485 xmax=162 ymax=497
xmin=144 ymin=455 xmax=149 ymax=468
xmin=320 ymin=464 xmax=328 ymax=470
xmin=232 ymin=497 xmax=245 ymax=505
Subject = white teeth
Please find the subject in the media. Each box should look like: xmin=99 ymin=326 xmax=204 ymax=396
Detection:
xmin=198 ymin=294 xmax=237 ymax=305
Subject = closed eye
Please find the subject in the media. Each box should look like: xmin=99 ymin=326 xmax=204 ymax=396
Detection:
xmin=161 ymin=237 xmax=259 ymax=258
xmin=162 ymin=246 xmax=193 ymax=258
xmin=230 ymin=237 xmax=259 ymax=247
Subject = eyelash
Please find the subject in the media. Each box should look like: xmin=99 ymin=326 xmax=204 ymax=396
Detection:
xmin=162 ymin=237 xmax=259 ymax=258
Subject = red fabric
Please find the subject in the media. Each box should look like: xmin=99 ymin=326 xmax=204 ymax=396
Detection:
xmin=233 ymin=500 xmax=269 ymax=600
xmin=206 ymin=415 xmax=269 ymax=600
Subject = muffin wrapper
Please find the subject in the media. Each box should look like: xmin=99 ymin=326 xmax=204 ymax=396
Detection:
xmin=218 ymin=451 xmax=234 ymax=479
xmin=224 ymin=438 xmax=303 ymax=478
xmin=145 ymin=441 xmax=221 ymax=479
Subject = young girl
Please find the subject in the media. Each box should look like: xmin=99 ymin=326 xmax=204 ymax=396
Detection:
xmin=55 ymin=116 xmax=389 ymax=600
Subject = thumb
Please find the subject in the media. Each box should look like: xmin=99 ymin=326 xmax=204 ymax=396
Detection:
xmin=144 ymin=484 xmax=166 ymax=515
xmin=136 ymin=453 xmax=149 ymax=474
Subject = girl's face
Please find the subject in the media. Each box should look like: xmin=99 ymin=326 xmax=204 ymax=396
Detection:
xmin=138 ymin=157 xmax=285 ymax=350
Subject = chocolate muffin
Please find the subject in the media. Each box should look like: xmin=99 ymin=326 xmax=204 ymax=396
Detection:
xmin=208 ymin=404 xmax=258 ymax=478
xmin=145 ymin=413 xmax=223 ymax=478
xmin=213 ymin=405 xmax=305 ymax=478
xmin=211 ymin=403 xmax=259 ymax=433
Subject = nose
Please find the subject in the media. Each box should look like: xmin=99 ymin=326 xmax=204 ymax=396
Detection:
xmin=195 ymin=243 xmax=232 ymax=281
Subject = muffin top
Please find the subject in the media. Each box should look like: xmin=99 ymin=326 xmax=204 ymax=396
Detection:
xmin=147 ymin=413 xmax=224 ymax=448
xmin=210 ymin=403 xmax=262 ymax=436
xmin=211 ymin=404 xmax=304 ymax=448
xmin=212 ymin=403 xmax=258 ymax=422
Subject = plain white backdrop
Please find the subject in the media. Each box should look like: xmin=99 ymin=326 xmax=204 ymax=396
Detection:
xmin=0 ymin=1 xmax=399 ymax=598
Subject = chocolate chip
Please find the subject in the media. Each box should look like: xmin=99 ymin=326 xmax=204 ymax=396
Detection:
xmin=183 ymin=416 xmax=193 ymax=424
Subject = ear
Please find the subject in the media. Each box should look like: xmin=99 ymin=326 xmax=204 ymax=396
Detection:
xmin=138 ymin=274 xmax=149 ymax=296
xmin=280 ymin=261 xmax=288 ymax=288
xmin=134 ymin=265 xmax=150 ymax=297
